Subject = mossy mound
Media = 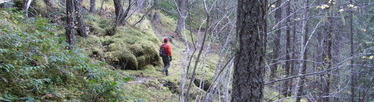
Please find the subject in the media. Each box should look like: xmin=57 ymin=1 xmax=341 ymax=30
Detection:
xmin=0 ymin=10 xmax=128 ymax=101
xmin=79 ymin=14 xmax=162 ymax=70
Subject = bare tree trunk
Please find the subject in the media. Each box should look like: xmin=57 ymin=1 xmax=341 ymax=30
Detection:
xmin=113 ymin=0 xmax=124 ymax=24
xmin=113 ymin=0 xmax=132 ymax=26
xmin=152 ymin=0 xmax=161 ymax=24
xmin=295 ymin=1 xmax=309 ymax=101
xmin=175 ymin=0 xmax=187 ymax=35
xmin=349 ymin=0 xmax=355 ymax=101
xmin=283 ymin=0 xmax=292 ymax=97
xmin=90 ymin=0 xmax=96 ymax=12
xmin=321 ymin=17 xmax=333 ymax=102
xmin=99 ymin=0 xmax=106 ymax=13
xmin=110 ymin=0 xmax=132 ymax=35
xmin=271 ymin=0 xmax=282 ymax=81
xmin=23 ymin=0 xmax=33 ymax=17
xmin=43 ymin=0 xmax=54 ymax=9
xmin=136 ymin=0 xmax=144 ymax=12
xmin=75 ymin=0 xmax=88 ymax=37
xmin=66 ymin=0 xmax=75 ymax=46
xmin=232 ymin=0 xmax=267 ymax=101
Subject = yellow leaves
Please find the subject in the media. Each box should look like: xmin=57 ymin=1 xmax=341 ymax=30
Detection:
xmin=316 ymin=4 xmax=330 ymax=9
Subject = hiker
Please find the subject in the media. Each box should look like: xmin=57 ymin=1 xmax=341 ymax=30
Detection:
xmin=160 ymin=38 xmax=172 ymax=76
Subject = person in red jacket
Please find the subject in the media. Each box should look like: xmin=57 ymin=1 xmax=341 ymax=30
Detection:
xmin=160 ymin=38 xmax=172 ymax=76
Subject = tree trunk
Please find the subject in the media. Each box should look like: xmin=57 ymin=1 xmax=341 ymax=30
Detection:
xmin=321 ymin=17 xmax=333 ymax=102
xmin=90 ymin=0 xmax=96 ymax=12
xmin=74 ymin=0 xmax=88 ymax=37
xmin=43 ymin=0 xmax=54 ymax=9
xmin=283 ymin=0 xmax=292 ymax=97
xmin=66 ymin=0 xmax=75 ymax=46
xmin=232 ymin=0 xmax=267 ymax=101
xmin=175 ymin=0 xmax=187 ymax=35
xmin=349 ymin=0 xmax=355 ymax=101
xmin=271 ymin=0 xmax=282 ymax=81
xmin=113 ymin=0 xmax=124 ymax=25
xmin=295 ymin=1 xmax=309 ymax=101
xmin=23 ymin=0 xmax=33 ymax=17
xmin=136 ymin=0 xmax=144 ymax=12
xmin=113 ymin=0 xmax=131 ymax=26
xmin=99 ymin=0 xmax=106 ymax=13
xmin=152 ymin=0 xmax=161 ymax=24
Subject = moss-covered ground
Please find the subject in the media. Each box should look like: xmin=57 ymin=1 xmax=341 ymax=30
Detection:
xmin=0 ymin=1 xmax=309 ymax=101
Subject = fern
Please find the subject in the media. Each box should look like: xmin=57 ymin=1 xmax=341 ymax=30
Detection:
xmin=0 ymin=10 xmax=130 ymax=101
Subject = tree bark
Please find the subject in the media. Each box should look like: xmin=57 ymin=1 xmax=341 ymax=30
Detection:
xmin=320 ymin=17 xmax=333 ymax=102
xmin=175 ymin=0 xmax=187 ymax=35
xmin=283 ymin=0 xmax=292 ymax=97
xmin=90 ymin=0 xmax=96 ymax=12
xmin=113 ymin=0 xmax=131 ymax=26
xmin=23 ymin=0 xmax=33 ymax=17
xmin=349 ymin=0 xmax=355 ymax=101
xmin=66 ymin=0 xmax=75 ymax=46
xmin=295 ymin=1 xmax=309 ymax=101
xmin=271 ymin=0 xmax=282 ymax=81
xmin=152 ymin=0 xmax=161 ymax=24
xmin=75 ymin=0 xmax=88 ymax=37
xmin=232 ymin=0 xmax=267 ymax=101
xmin=113 ymin=0 xmax=124 ymax=25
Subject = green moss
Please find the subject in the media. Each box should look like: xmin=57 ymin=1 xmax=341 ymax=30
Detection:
xmin=85 ymin=14 xmax=111 ymax=35
xmin=160 ymin=13 xmax=177 ymax=30
xmin=79 ymin=14 xmax=163 ymax=70
xmin=32 ymin=0 xmax=48 ymax=15
xmin=0 ymin=10 xmax=128 ymax=101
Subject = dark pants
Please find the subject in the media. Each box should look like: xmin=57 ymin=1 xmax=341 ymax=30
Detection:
xmin=162 ymin=56 xmax=170 ymax=76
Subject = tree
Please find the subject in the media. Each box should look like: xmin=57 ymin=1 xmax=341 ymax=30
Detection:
xmin=232 ymin=0 xmax=267 ymax=101
xmin=65 ymin=0 xmax=75 ymax=46
xmin=75 ymin=0 xmax=88 ymax=37
xmin=22 ymin=0 xmax=33 ymax=17
xmin=282 ymin=0 xmax=292 ymax=97
xmin=113 ymin=0 xmax=124 ymax=25
xmin=175 ymin=0 xmax=187 ymax=35
xmin=110 ymin=0 xmax=132 ymax=35
xmin=271 ymin=0 xmax=282 ymax=81
xmin=294 ymin=0 xmax=309 ymax=101
xmin=349 ymin=1 xmax=356 ymax=102
xmin=90 ymin=0 xmax=96 ymax=12
xmin=152 ymin=0 xmax=161 ymax=24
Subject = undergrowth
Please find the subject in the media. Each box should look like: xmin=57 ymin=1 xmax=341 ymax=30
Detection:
xmin=0 ymin=9 xmax=131 ymax=101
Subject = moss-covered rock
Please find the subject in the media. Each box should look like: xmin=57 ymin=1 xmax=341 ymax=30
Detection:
xmin=78 ymin=14 xmax=162 ymax=70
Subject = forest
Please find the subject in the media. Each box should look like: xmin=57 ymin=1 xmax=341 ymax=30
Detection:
xmin=0 ymin=0 xmax=373 ymax=102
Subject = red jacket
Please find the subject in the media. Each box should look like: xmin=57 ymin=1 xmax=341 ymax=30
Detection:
xmin=160 ymin=43 xmax=172 ymax=56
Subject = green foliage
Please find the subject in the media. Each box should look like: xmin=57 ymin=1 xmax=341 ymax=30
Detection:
xmin=0 ymin=10 xmax=129 ymax=101
xmin=160 ymin=0 xmax=178 ymax=19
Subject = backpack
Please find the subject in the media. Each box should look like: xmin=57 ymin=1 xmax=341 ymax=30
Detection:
xmin=160 ymin=44 xmax=167 ymax=57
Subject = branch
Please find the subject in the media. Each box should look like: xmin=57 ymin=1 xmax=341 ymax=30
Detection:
xmin=133 ymin=5 xmax=154 ymax=26
xmin=265 ymin=53 xmax=373 ymax=85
